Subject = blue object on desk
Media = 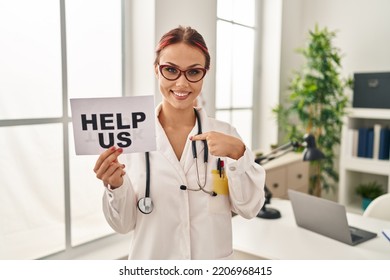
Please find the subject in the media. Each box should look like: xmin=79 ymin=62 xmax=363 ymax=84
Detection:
xmin=382 ymin=230 xmax=390 ymax=242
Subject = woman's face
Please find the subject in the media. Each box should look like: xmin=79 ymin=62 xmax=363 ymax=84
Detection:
xmin=155 ymin=42 xmax=206 ymax=111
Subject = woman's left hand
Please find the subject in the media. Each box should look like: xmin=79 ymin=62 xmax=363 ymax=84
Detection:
xmin=190 ymin=131 xmax=245 ymax=160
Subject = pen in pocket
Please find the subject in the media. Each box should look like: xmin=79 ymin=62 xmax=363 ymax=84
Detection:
xmin=217 ymin=158 xmax=224 ymax=178
xmin=217 ymin=158 xmax=221 ymax=177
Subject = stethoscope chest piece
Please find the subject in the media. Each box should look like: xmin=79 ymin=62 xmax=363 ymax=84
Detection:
xmin=137 ymin=197 xmax=153 ymax=214
xmin=138 ymin=109 xmax=211 ymax=215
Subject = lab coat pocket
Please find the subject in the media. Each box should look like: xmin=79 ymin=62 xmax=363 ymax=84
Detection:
xmin=208 ymin=192 xmax=230 ymax=214
xmin=208 ymin=169 xmax=230 ymax=214
xmin=211 ymin=170 xmax=229 ymax=195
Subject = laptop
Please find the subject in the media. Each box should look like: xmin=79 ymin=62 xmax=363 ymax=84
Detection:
xmin=288 ymin=189 xmax=377 ymax=246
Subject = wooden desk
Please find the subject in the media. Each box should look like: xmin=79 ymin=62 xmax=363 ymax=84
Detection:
xmin=232 ymin=198 xmax=390 ymax=259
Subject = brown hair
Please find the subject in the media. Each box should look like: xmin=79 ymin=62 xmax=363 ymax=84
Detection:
xmin=154 ymin=26 xmax=210 ymax=70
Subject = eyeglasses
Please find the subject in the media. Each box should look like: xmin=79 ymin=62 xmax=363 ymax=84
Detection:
xmin=158 ymin=64 xmax=207 ymax=83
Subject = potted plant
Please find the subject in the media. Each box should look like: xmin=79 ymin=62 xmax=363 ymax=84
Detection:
xmin=273 ymin=24 xmax=353 ymax=197
xmin=355 ymin=181 xmax=385 ymax=210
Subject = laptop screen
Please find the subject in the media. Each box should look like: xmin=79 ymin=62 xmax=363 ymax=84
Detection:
xmin=287 ymin=189 xmax=377 ymax=245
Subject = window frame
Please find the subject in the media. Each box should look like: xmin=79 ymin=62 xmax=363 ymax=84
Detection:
xmin=215 ymin=0 xmax=261 ymax=150
xmin=0 ymin=0 xmax=130 ymax=260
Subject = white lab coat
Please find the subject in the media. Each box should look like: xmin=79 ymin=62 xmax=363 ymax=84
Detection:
xmin=102 ymin=104 xmax=266 ymax=259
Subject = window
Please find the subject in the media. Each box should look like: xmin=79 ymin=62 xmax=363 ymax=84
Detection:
xmin=216 ymin=0 xmax=256 ymax=148
xmin=66 ymin=0 xmax=121 ymax=248
xmin=0 ymin=0 xmax=122 ymax=259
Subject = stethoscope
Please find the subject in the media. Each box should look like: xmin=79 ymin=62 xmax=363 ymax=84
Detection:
xmin=137 ymin=108 xmax=216 ymax=215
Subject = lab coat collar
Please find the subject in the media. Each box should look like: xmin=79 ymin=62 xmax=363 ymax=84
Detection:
xmin=182 ymin=107 xmax=210 ymax=174
xmin=154 ymin=104 xmax=208 ymax=175
xmin=154 ymin=104 xmax=185 ymax=181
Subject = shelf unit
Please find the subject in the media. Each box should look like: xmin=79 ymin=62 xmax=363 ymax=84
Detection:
xmin=339 ymin=108 xmax=390 ymax=213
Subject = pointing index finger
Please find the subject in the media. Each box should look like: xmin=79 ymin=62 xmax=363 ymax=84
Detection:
xmin=190 ymin=133 xmax=208 ymax=141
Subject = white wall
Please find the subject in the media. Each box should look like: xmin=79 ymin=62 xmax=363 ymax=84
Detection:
xmin=124 ymin=0 xmax=155 ymax=97
xmin=154 ymin=0 xmax=217 ymax=115
xmin=255 ymin=0 xmax=282 ymax=152
xmin=127 ymin=0 xmax=281 ymax=152
xmin=279 ymin=0 xmax=390 ymax=198
xmin=126 ymin=0 xmax=390 ymax=150
xmin=127 ymin=0 xmax=217 ymax=115
xmin=280 ymin=0 xmax=390 ymax=106
xmin=301 ymin=0 xmax=390 ymax=74
xmin=125 ymin=0 xmax=217 ymax=116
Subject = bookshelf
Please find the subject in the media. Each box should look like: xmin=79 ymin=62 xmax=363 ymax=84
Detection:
xmin=339 ymin=108 xmax=390 ymax=213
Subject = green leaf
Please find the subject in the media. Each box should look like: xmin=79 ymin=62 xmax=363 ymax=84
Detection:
xmin=271 ymin=24 xmax=351 ymax=196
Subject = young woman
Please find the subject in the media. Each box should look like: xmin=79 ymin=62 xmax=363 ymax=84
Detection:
xmin=94 ymin=26 xmax=265 ymax=259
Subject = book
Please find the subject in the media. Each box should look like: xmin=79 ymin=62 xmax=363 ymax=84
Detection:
xmin=373 ymin=124 xmax=381 ymax=159
xmin=366 ymin=129 xmax=374 ymax=158
xmin=378 ymin=128 xmax=390 ymax=160
xmin=352 ymin=129 xmax=359 ymax=157
xmin=357 ymin=127 xmax=374 ymax=158
xmin=350 ymin=129 xmax=359 ymax=157
xmin=357 ymin=128 xmax=368 ymax=157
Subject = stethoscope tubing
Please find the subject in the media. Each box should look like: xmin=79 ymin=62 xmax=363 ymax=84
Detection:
xmin=137 ymin=109 xmax=215 ymax=214
xmin=137 ymin=151 xmax=154 ymax=214
xmin=145 ymin=151 xmax=150 ymax=197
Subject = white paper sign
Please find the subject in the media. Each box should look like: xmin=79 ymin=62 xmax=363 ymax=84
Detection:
xmin=70 ymin=96 xmax=156 ymax=155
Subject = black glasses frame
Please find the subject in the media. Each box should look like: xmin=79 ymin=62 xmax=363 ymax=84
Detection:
xmin=158 ymin=64 xmax=207 ymax=83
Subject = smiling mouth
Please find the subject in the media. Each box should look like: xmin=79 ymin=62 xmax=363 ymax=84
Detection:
xmin=171 ymin=91 xmax=190 ymax=97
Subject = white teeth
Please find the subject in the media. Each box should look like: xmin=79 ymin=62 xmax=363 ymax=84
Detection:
xmin=173 ymin=91 xmax=189 ymax=97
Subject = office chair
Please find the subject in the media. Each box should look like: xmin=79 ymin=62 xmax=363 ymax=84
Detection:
xmin=363 ymin=193 xmax=390 ymax=221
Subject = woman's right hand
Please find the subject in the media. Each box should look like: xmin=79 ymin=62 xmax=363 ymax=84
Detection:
xmin=93 ymin=146 xmax=126 ymax=189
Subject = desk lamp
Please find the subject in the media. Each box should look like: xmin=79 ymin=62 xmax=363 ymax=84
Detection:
xmin=255 ymin=134 xmax=325 ymax=219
